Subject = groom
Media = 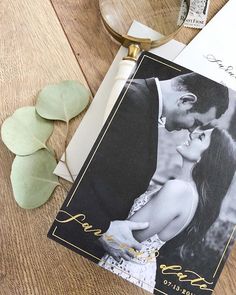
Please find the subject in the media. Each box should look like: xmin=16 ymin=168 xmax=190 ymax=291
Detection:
xmin=95 ymin=72 xmax=229 ymax=261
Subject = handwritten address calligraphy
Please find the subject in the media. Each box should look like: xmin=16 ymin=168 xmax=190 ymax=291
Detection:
xmin=204 ymin=54 xmax=236 ymax=80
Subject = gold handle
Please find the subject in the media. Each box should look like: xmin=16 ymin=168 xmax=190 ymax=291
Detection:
xmin=123 ymin=44 xmax=141 ymax=61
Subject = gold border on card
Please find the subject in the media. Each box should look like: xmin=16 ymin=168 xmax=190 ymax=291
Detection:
xmin=52 ymin=54 xmax=235 ymax=292
xmin=213 ymin=225 xmax=236 ymax=278
xmin=52 ymin=226 xmax=101 ymax=261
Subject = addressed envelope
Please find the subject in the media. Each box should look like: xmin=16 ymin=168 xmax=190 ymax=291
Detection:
xmin=175 ymin=0 xmax=236 ymax=90
xmin=54 ymin=21 xmax=186 ymax=181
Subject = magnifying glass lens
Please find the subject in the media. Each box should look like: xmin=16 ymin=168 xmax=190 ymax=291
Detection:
xmin=99 ymin=0 xmax=187 ymax=42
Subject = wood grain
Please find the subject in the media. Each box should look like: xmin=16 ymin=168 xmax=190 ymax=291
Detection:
xmin=1 ymin=0 xmax=235 ymax=295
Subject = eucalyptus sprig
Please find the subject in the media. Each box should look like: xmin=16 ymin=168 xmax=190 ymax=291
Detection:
xmin=1 ymin=80 xmax=90 ymax=209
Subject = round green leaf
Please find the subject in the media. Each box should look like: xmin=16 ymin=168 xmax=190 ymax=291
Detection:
xmin=11 ymin=149 xmax=59 ymax=209
xmin=1 ymin=106 xmax=53 ymax=155
xmin=36 ymin=80 xmax=90 ymax=122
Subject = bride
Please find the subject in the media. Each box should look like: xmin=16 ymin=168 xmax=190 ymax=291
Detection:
xmin=99 ymin=128 xmax=236 ymax=293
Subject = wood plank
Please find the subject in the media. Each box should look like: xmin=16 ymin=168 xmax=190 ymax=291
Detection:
xmin=49 ymin=0 xmax=120 ymax=95
xmin=0 ymin=1 xmax=124 ymax=295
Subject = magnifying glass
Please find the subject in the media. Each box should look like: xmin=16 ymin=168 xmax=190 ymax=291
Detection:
xmin=99 ymin=0 xmax=190 ymax=120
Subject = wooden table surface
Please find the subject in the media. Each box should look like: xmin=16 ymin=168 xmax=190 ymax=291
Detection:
xmin=0 ymin=1 xmax=235 ymax=294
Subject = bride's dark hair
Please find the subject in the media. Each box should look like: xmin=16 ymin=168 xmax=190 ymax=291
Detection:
xmin=180 ymin=128 xmax=236 ymax=258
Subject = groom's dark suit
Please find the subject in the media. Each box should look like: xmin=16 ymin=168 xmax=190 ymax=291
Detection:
xmin=57 ymin=78 xmax=159 ymax=260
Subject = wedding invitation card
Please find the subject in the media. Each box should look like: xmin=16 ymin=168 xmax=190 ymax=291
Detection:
xmin=48 ymin=52 xmax=236 ymax=295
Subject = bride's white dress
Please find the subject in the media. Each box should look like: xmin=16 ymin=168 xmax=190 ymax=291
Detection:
xmin=98 ymin=191 xmax=166 ymax=293
xmin=98 ymin=181 xmax=197 ymax=293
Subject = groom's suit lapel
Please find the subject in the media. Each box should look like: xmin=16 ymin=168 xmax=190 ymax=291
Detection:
xmin=145 ymin=78 xmax=159 ymax=101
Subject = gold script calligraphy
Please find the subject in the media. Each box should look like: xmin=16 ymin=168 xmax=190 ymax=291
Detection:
xmin=55 ymin=211 xmax=159 ymax=263
xmin=56 ymin=210 xmax=103 ymax=237
xmin=160 ymin=264 xmax=214 ymax=292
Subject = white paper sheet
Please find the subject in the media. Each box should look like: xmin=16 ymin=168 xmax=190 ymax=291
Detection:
xmin=175 ymin=0 xmax=236 ymax=90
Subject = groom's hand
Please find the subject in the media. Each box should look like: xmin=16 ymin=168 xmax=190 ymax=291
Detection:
xmin=99 ymin=220 xmax=149 ymax=262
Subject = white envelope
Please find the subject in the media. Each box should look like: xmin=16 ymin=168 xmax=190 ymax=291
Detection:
xmin=175 ymin=0 xmax=236 ymax=90
xmin=54 ymin=21 xmax=186 ymax=181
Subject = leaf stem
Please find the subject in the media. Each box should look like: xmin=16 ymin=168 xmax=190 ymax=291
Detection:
xmin=63 ymin=121 xmax=75 ymax=183
xmin=44 ymin=144 xmax=53 ymax=154
xmin=59 ymin=180 xmax=70 ymax=193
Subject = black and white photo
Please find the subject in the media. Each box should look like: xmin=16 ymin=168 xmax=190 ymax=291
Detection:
xmin=49 ymin=52 xmax=236 ymax=295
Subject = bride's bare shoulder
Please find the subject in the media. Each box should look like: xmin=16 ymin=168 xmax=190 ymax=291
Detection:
xmin=163 ymin=179 xmax=190 ymax=190
xmin=159 ymin=179 xmax=194 ymax=201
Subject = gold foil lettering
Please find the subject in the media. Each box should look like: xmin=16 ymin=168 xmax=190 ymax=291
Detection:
xmin=160 ymin=265 xmax=214 ymax=292
xmin=56 ymin=210 xmax=103 ymax=237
